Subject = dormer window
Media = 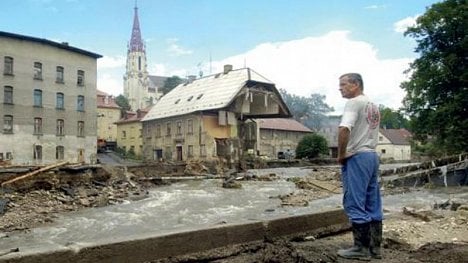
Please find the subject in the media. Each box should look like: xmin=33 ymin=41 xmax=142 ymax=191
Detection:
xmin=196 ymin=94 xmax=204 ymax=100
xmin=175 ymin=99 xmax=181 ymax=104
xmin=187 ymin=95 xmax=194 ymax=101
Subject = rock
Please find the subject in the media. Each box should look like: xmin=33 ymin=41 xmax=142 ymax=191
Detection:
xmin=79 ymin=198 xmax=90 ymax=207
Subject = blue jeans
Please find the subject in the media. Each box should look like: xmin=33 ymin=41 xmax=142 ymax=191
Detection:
xmin=342 ymin=151 xmax=383 ymax=224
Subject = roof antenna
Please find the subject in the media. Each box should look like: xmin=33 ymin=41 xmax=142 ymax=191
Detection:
xmin=209 ymin=51 xmax=212 ymax=74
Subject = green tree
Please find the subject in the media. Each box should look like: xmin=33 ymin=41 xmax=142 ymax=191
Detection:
xmin=379 ymin=105 xmax=409 ymax=129
xmin=161 ymin=76 xmax=184 ymax=94
xmin=279 ymin=89 xmax=334 ymax=130
xmin=401 ymin=0 xmax=468 ymax=154
xmin=115 ymin=94 xmax=131 ymax=115
xmin=296 ymin=134 xmax=329 ymax=159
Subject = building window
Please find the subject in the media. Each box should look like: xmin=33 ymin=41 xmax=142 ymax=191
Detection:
xmin=4 ymin=86 xmax=13 ymax=104
xmin=187 ymin=119 xmax=193 ymax=134
xmin=200 ymin=144 xmax=206 ymax=157
xmin=166 ymin=122 xmax=171 ymax=136
xmin=5 ymin=152 xmax=12 ymax=160
xmin=77 ymin=121 xmax=84 ymax=137
xmin=379 ymin=136 xmax=383 ymax=141
xmin=188 ymin=145 xmax=194 ymax=157
xmin=122 ymin=131 xmax=126 ymax=138
xmin=77 ymin=95 xmax=85 ymax=111
xmin=34 ymin=62 xmax=42 ymax=79
xmin=56 ymin=146 xmax=64 ymax=160
xmin=77 ymin=70 xmax=85 ymax=86
xmin=56 ymin=92 xmax=64 ymax=109
xmin=381 ymin=149 xmax=386 ymax=154
xmin=33 ymin=145 xmax=42 ymax=160
xmin=176 ymin=121 xmax=182 ymax=135
xmin=34 ymin=117 xmax=42 ymax=134
xmin=3 ymin=115 xmax=13 ymax=133
xmin=139 ymin=128 xmax=142 ymax=138
xmin=57 ymin=119 xmax=64 ymax=136
xmin=4 ymin=56 xmax=13 ymax=75
xmin=156 ymin=124 xmax=161 ymax=137
xmin=56 ymin=66 xmax=64 ymax=83
xmin=34 ymin=89 xmax=42 ymax=107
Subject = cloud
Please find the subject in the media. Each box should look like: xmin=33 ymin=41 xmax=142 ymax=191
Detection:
xmin=166 ymin=38 xmax=193 ymax=56
xmin=97 ymin=72 xmax=123 ymax=96
xmin=205 ymin=31 xmax=412 ymax=113
xmin=394 ymin=15 xmax=420 ymax=33
xmin=97 ymin=55 xmax=126 ymax=69
xmin=364 ymin=4 xmax=387 ymax=10
xmin=98 ymin=31 xmax=414 ymax=113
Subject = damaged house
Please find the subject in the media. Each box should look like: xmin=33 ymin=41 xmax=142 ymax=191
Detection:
xmin=0 ymin=31 xmax=101 ymax=165
xmin=254 ymin=118 xmax=312 ymax=159
xmin=141 ymin=65 xmax=291 ymax=162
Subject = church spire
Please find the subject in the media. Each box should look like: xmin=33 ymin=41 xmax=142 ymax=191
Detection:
xmin=129 ymin=3 xmax=144 ymax=52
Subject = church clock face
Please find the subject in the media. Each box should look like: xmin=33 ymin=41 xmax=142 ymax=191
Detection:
xmin=138 ymin=73 xmax=143 ymax=78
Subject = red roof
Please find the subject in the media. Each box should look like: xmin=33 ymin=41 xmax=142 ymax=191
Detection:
xmin=256 ymin=118 xmax=312 ymax=133
xmin=115 ymin=106 xmax=152 ymax=124
xmin=380 ymin=128 xmax=412 ymax=145
xmin=97 ymin=90 xmax=120 ymax=109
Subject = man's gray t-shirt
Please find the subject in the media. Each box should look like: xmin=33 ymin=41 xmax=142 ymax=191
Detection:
xmin=339 ymin=95 xmax=380 ymax=157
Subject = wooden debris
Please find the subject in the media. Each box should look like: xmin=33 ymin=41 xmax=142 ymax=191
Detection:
xmin=307 ymin=179 xmax=341 ymax=194
xmin=402 ymin=207 xmax=432 ymax=222
xmin=1 ymin=161 xmax=68 ymax=187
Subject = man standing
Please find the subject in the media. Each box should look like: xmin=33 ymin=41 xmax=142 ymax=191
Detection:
xmin=337 ymin=73 xmax=383 ymax=260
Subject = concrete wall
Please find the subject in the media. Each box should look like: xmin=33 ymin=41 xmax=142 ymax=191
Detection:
xmin=0 ymin=35 xmax=99 ymax=165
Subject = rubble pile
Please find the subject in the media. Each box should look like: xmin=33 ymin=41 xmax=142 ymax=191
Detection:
xmin=384 ymin=200 xmax=468 ymax=249
xmin=0 ymin=164 xmax=148 ymax=232
xmin=279 ymin=167 xmax=342 ymax=206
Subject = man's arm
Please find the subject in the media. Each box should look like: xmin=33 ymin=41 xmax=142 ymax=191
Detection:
xmin=338 ymin=126 xmax=350 ymax=165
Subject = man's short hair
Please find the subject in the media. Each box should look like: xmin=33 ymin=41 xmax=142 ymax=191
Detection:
xmin=340 ymin=73 xmax=364 ymax=90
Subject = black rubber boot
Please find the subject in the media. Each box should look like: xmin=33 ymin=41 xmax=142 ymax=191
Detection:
xmin=370 ymin=220 xmax=383 ymax=259
xmin=337 ymin=222 xmax=371 ymax=261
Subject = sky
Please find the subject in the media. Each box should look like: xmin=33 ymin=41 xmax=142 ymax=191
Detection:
xmin=0 ymin=0 xmax=441 ymax=114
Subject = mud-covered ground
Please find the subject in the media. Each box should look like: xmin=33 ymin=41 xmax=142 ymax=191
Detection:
xmin=149 ymin=233 xmax=468 ymax=263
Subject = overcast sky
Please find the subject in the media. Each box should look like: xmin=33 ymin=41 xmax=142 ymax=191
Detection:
xmin=0 ymin=0 xmax=440 ymax=113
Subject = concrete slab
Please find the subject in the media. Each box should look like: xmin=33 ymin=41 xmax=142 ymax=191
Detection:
xmin=0 ymin=209 xmax=348 ymax=263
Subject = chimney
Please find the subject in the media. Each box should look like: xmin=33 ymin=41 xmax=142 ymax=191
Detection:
xmin=188 ymin=75 xmax=196 ymax=83
xmin=223 ymin=64 xmax=233 ymax=74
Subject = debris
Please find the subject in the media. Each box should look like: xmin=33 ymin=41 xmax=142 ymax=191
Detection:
xmin=434 ymin=200 xmax=462 ymax=211
xmin=0 ymin=199 xmax=8 ymax=215
xmin=305 ymin=179 xmax=341 ymax=194
xmin=0 ymin=248 xmax=19 ymax=257
xmin=1 ymin=161 xmax=68 ymax=187
xmin=402 ymin=207 xmax=432 ymax=222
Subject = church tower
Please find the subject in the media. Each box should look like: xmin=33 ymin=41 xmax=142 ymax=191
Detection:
xmin=124 ymin=4 xmax=150 ymax=110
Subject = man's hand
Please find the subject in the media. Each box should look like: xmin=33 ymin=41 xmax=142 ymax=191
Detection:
xmin=337 ymin=156 xmax=347 ymax=165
